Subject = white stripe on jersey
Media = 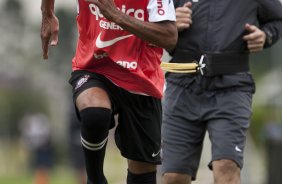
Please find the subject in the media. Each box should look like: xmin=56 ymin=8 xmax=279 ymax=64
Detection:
xmin=147 ymin=0 xmax=176 ymax=22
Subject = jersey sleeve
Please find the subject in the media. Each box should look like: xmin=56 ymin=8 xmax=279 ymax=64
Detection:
xmin=147 ymin=0 xmax=176 ymax=22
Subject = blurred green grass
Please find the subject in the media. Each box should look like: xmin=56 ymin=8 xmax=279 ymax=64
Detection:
xmin=0 ymin=169 xmax=77 ymax=184
xmin=0 ymin=139 xmax=127 ymax=184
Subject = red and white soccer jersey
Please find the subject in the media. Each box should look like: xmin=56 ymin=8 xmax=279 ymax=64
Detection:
xmin=73 ymin=0 xmax=176 ymax=98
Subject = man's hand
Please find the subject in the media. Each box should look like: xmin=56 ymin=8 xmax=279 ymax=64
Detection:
xmin=175 ymin=2 xmax=192 ymax=32
xmin=243 ymin=23 xmax=266 ymax=53
xmin=85 ymin=0 xmax=119 ymax=22
xmin=41 ymin=13 xmax=59 ymax=59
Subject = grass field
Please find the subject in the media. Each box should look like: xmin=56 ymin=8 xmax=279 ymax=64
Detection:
xmin=0 ymin=169 xmax=77 ymax=184
xmin=0 ymin=138 xmax=127 ymax=184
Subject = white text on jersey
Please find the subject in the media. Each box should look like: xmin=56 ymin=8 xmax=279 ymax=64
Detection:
xmin=157 ymin=0 xmax=165 ymax=15
xmin=89 ymin=4 xmax=145 ymax=21
xmin=100 ymin=20 xmax=123 ymax=30
xmin=117 ymin=61 xmax=138 ymax=69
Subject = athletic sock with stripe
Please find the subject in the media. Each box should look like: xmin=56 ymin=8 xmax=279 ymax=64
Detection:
xmin=80 ymin=107 xmax=112 ymax=184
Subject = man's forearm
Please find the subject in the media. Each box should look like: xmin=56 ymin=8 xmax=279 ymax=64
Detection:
xmin=40 ymin=0 xmax=59 ymax=59
xmin=115 ymin=12 xmax=177 ymax=51
xmin=261 ymin=21 xmax=282 ymax=47
xmin=41 ymin=0 xmax=55 ymax=16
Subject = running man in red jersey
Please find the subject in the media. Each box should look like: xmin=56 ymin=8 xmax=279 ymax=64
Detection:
xmin=40 ymin=0 xmax=177 ymax=183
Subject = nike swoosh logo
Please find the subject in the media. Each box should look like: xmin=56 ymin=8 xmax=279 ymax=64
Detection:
xmin=235 ymin=146 xmax=242 ymax=152
xmin=152 ymin=150 xmax=161 ymax=157
xmin=96 ymin=32 xmax=133 ymax=48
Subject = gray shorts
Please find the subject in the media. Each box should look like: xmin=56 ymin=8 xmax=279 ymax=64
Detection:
xmin=161 ymin=73 xmax=254 ymax=180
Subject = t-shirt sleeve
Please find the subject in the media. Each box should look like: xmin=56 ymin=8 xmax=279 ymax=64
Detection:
xmin=147 ymin=0 xmax=176 ymax=22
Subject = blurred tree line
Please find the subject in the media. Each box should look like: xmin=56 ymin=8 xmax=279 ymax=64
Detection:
xmin=0 ymin=0 xmax=77 ymax=172
xmin=250 ymin=40 xmax=282 ymax=146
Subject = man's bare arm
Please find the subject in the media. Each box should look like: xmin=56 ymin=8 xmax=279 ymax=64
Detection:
xmin=85 ymin=0 xmax=178 ymax=51
xmin=41 ymin=0 xmax=55 ymax=15
xmin=41 ymin=0 xmax=59 ymax=59
xmin=115 ymin=14 xmax=177 ymax=51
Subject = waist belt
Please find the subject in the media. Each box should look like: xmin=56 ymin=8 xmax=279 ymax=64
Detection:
xmin=161 ymin=50 xmax=249 ymax=76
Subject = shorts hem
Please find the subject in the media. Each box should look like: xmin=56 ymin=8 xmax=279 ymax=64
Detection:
xmin=209 ymin=154 xmax=243 ymax=170
xmin=161 ymin=168 xmax=196 ymax=180
xmin=120 ymin=152 xmax=161 ymax=165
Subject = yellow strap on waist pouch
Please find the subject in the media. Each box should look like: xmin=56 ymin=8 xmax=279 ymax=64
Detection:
xmin=160 ymin=62 xmax=199 ymax=73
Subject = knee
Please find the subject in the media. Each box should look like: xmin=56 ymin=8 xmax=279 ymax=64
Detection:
xmin=79 ymin=107 xmax=112 ymax=141
xmin=79 ymin=107 xmax=112 ymax=150
xmin=162 ymin=173 xmax=191 ymax=184
xmin=76 ymin=87 xmax=111 ymax=110
xmin=212 ymin=159 xmax=241 ymax=183
xmin=213 ymin=159 xmax=239 ymax=174
xmin=80 ymin=107 xmax=112 ymax=131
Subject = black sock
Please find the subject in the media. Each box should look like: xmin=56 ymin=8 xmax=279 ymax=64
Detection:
xmin=80 ymin=108 xmax=112 ymax=184
xmin=83 ymin=144 xmax=108 ymax=184
xmin=127 ymin=170 xmax=157 ymax=184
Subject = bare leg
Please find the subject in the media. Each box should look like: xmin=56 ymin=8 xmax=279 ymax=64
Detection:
xmin=213 ymin=159 xmax=241 ymax=184
xmin=127 ymin=159 xmax=157 ymax=184
xmin=162 ymin=173 xmax=192 ymax=184
xmin=128 ymin=160 xmax=156 ymax=174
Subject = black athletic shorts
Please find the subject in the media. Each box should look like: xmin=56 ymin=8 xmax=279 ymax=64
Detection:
xmin=69 ymin=70 xmax=162 ymax=164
